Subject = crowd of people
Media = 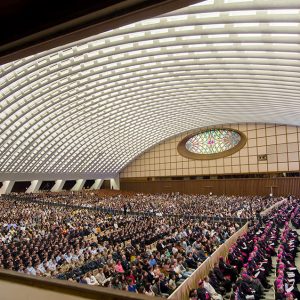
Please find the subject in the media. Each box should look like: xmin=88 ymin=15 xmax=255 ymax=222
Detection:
xmin=8 ymin=192 xmax=282 ymax=219
xmin=275 ymin=206 xmax=300 ymax=299
xmin=189 ymin=199 xmax=300 ymax=300
xmin=0 ymin=191 xmax=294 ymax=298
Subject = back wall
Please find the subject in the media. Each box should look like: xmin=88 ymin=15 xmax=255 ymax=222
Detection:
xmin=120 ymin=123 xmax=300 ymax=178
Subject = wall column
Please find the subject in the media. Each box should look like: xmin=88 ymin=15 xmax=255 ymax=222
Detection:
xmin=71 ymin=179 xmax=85 ymax=191
xmin=90 ymin=179 xmax=104 ymax=190
xmin=110 ymin=176 xmax=120 ymax=190
xmin=0 ymin=181 xmax=14 ymax=195
xmin=25 ymin=180 xmax=42 ymax=193
xmin=50 ymin=180 xmax=65 ymax=192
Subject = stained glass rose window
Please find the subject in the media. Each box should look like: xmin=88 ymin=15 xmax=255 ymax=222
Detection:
xmin=177 ymin=128 xmax=247 ymax=159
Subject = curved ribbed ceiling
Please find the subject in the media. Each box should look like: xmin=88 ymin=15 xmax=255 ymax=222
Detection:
xmin=1 ymin=0 xmax=300 ymax=180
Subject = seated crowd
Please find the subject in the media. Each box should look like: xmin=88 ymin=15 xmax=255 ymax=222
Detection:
xmin=189 ymin=199 xmax=300 ymax=300
xmin=0 ymin=192 xmax=290 ymax=298
xmin=9 ymin=192 xmax=282 ymax=219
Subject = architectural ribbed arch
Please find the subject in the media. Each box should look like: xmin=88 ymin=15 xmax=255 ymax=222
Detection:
xmin=1 ymin=0 xmax=300 ymax=179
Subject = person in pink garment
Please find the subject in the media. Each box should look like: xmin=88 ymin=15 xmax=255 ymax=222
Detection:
xmin=115 ymin=260 xmax=125 ymax=273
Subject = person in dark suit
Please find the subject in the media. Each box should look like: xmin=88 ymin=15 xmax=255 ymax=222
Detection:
xmin=197 ymin=280 xmax=211 ymax=300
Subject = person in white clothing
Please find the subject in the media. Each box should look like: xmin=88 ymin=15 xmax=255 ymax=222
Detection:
xmin=86 ymin=272 xmax=99 ymax=285
xmin=203 ymin=276 xmax=223 ymax=300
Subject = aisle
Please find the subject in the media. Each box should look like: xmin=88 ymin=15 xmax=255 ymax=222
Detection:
xmin=263 ymin=224 xmax=300 ymax=300
xmin=294 ymin=227 xmax=300 ymax=294
xmin=263 ymin=254 xmax=277 ymax=300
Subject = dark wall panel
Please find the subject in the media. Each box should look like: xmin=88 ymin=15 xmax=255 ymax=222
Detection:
xmin=11 ymin=181 xmax=31 ymax=193
xmin=121 ymin=177 xmax=300 ymax=197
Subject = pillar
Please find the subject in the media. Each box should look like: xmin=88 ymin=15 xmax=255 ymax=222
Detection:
xmin=71 ymin=179 xmax=85 ymax=191
xmin=25 ymin=180 xmax=42 ymax=193
xmin=50 ymin=180 xmax=65 ymax=192
xmin=90 ymin=179 xmax=104 ymax=190
xmin=110 ymin=176 xmax=120 ymax=190
xmin=0 ymin=181 xmax=14 ymax=195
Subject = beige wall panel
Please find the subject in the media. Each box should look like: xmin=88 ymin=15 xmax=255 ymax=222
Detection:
xmin=268 ymin=154 xmax=277 ymax=164
xmin=257 ymin=146 xmax=267 ymax=155
xmin=232 ymin=165 xmax=240 ymax=173
xmin=276 ymin=126 xmax=286 ymax=135
xmin=210 ymin=166 xmax=217 ymax=174
xmin=217 ymin=166 xmax=224 ymax=173
xmin=277 ymin=135 xmax=287 ymax=144
xmin=267 ymin=136 xmax=276 ymax=145
xmin=248 ymin=147 xmax=257 ymax=156
xmin=289 ymin=162 xmax=299 ymax=171
xmin=249 ymin=156 xmax=257 ymax=164
xmin=288 ymin=143 xmax=299 ymax=153
xmin=247 ymin=130 xmax=257 ymax=139
xmin=257 ymin=137 xmax=266 ymax=146
xmin=266 ymin=127 xmax=276 ymax=136
xmin=287 ymin=126 xmax=298 ymax=134
xmin=241 ymin=165 xmax=249 ymax=173
xmin=277 ymin=144 xmax=287 ymax=153
xmin=257 ymin=129 xmax=266 ymax=138
xmin=258 ymin=163 xmax=268 ymax=172
xmin=277 ymin=153 xmax=288 ymax=163
xmin=248 ymin=139 xmax=257 ymax=147
xmin=267 ymin=145 xmax=277 ymax=154
xmin=249 ymin=165 xmax=258 ymax=172
xmin=240 ymin=157 xmax=249 ymax=165
xmin=224 ymin=166 xmax=232 ymax=173
xmin=120 ymin=124 xmax=300 ymax=178
xmin=288 ymin=152 xmax=299 ymax=162
xmin=268 ymin=163 xmax=278 ymax=172
xmin=232 ymin=157 xmax=240 ymax=165
xmin=287 ymin=133 xmax=298 ymax=143
xmin=278 ymin=162 xmax=288 ymax=171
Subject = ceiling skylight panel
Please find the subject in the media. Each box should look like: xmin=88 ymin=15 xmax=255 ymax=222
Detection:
xmin=141 ymin=18 xmax=161 ymax=26
xmin=128 ymin=50 xmax=142 ymax=56
xmin=269 ymin=22 xmax=299 ymax=27
xmin=108 ymin=35 xmax=124 ymax=42
xmin=119 ymin=43 xmax=134 ymax=50
xmin=165 ymin=15 xmax=188 ymax=22
xmin=203 ymin=24 xmax=225 ymax=29
xmin=225 ymin=0 xmax=253 ymax=3
xmin=39 ymin=69 xmax=48 ymax=77
xmin=166 ymin=45 xmax=183 ymax=50
xmin=120 ymin=58 xmax=133 ymax=65
xmin=174 ymin=26 xmax=195 ymax=32
xmin=76 ymin=44 xmax=89 ymax=52
xmin=237 ymin=33 xmax=262 ymax=37
xmin=208 ymin=34 xmax=230 ymax=38
xmin=267 ymin=9 xmax=300 ymax=15
xmin=195 ymin=12 xmax=220 ymax=19
xmin=150 ymin=28 xmax=169 ymax=35
xmin=129 ymin=32 xmax=145 ymax=38
xmin=229 ymin=10 xmax=256 ymax=16
xmin=270 ymin=33 xmax=299 ymax=37
xmin=90 ymin=39 xmax=105 ymax=47
xmin=181 ymin=36 xmax=201 ymax=41
xmin=102 ymin=47 xmax=116 ymax=54
xmin=213 ymin=43 xmax=234 ymax=47
xmin=138 ymin=40 xmax=154 ymax=46
xmin=234 ymin=23 xmax=259 ymax=27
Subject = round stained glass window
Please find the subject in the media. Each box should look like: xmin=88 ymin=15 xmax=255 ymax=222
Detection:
xmin=177 ymin=128 xmax=247 ymax=160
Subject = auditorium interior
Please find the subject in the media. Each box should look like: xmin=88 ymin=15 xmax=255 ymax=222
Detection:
xmin=0 ymin=0 xmax=300 ymax=299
